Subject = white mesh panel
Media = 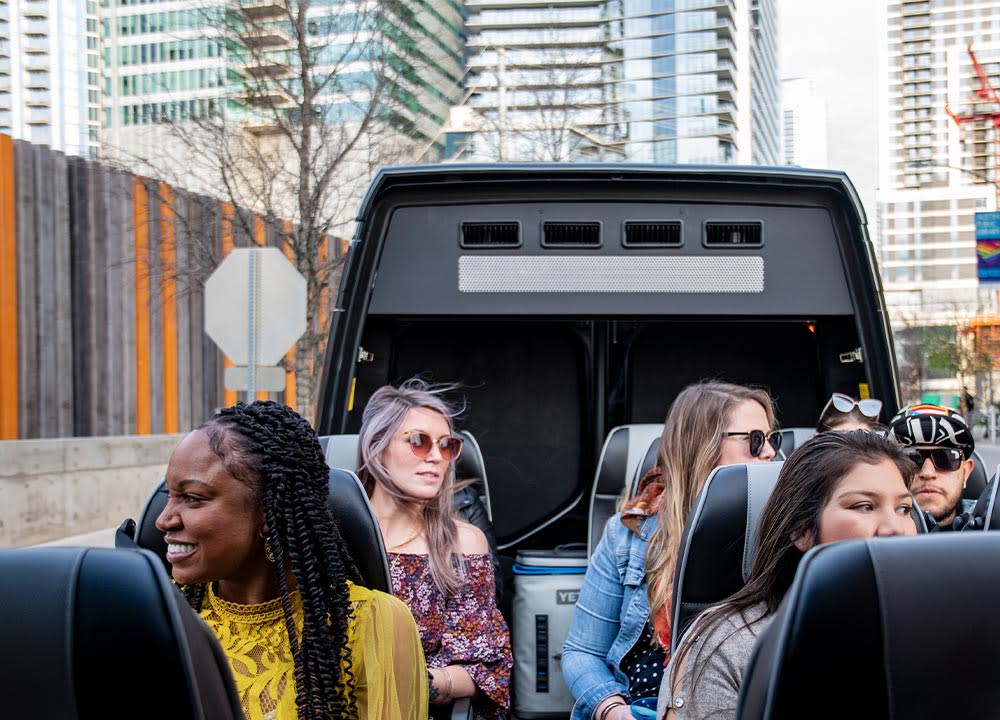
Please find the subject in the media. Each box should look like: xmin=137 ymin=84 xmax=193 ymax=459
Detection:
xmin=458 ymin=256 xmax=764 ymax=293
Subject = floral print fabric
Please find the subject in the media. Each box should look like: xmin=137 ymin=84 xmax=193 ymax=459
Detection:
xmin=389 ymin=552 xmax=512 ymax=720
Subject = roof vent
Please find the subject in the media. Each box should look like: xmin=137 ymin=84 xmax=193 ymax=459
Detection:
xmin=704 ymin=222 xmax=763 ymax=247
xmin=542 ymin=221 xmax=601 ymax=248
xmin=623 ymin=221 xmax=682 ymax=247
xmin=461 ymin=222 xmax=521 ymax=248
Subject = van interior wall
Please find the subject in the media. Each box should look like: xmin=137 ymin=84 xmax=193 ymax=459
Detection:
xmin=350 ymin=315 xmax=867 ymax=549
xmin=626 ymin=321 xmax=824 ymax=426
xmin=351 ymin=318 xmax=590 ymax=548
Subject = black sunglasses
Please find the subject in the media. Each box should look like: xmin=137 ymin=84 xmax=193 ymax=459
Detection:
xmin=904 ymin=447 xmax=963 ymax=472
xmin=724 ymin=430 xmax=782 ymax=458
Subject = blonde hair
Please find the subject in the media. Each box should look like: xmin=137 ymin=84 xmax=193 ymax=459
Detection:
xmin=645 ymin=381 xmax=776 ymax=628
xmin=357 ymin=378 xmax=467 ymax=597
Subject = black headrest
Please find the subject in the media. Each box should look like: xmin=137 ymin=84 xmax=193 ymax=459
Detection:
xmin=326 ymin=468 xmax=392 ymax=593
xmin=455 ymin=429 xmax=487 ymax=483
xmin=0 ymin=547 xmax=242 ymax=720
xmin=738 ymin=534 xmax=1000 ymax=720
xmin=966 ymin=450 xmax=989 ymax=500
xmin=132 ymin=468 xmax=392 ymax=594
xmin=670 ymin=462 xmax=783 ymax=652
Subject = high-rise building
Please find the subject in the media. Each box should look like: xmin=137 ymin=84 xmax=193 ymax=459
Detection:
xmin=100 ymin=0 xmax=464 ymax=168
xmin=877 ymin=0 xmax=1000 ymax=326
xmin=456 ymin=0 xmax=781 ymax=164
xmin=0 ymin=0 xmax=102 ymax=157
xmin=100 ymin=0 xmax=227 ymax=150
xmin=781 ymin=76 xmax=828 ymax=168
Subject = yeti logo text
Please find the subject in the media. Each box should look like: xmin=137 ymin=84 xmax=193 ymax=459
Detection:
xmin=556 ymin=590 xmax=579 ymax=605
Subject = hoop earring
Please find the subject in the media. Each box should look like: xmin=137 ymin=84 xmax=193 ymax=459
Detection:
xmin=259 ymin=528 xmax=276 ymax=563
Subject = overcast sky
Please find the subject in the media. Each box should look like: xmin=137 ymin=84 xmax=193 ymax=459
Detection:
xmin=779 ymin=0 xmax=880 ymax=219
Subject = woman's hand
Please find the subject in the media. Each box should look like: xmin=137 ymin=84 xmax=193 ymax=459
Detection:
xmin=428 ymin=666 xmax=476 ymax=704
xmin=595 ymin=696 xmax=633 ymax=720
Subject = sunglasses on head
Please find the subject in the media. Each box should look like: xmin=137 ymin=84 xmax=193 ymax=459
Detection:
xmin=401 ymin=431 xmax=464 ymax=461
xmin=822 ymin=393 xmax=883 ymax=419
xmin=724 ymin=429 xmax=782 ymax=457
xmin=904 ymin=447 xmax=964 ymax=472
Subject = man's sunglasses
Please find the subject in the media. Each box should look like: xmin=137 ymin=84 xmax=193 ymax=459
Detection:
xmin=401 ymin=431 xmax=464 ymax=461
xmin=822 ymin=393 xmax=883 ymax=419
xmin=904 ymin=447 xmax=964 ymax=472
xmin=724 ymin=430 xmax=782 ymax=458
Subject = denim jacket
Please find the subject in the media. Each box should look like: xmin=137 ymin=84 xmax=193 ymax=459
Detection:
xmin=562 ymin=512 xmax=660 ymax=720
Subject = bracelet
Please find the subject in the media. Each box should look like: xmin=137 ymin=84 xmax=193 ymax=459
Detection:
xmin=441 ymin=666 xmax=454 ymax=701
xmin=599 ymin=700 xmax=626 ymax=720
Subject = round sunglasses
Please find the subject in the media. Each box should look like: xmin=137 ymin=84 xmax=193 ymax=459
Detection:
xmin=724 ymin=429 xmax=782 ymax=458
xmin=401 ymin=430 xmax=464 ymax=461
xmin=904 ymin=447 xmax=963 ymax=472
xmin=823 ymin=393 xmax=883 ymax=419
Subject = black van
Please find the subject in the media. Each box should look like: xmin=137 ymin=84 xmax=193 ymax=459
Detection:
xmin=314 ymin=163 xmax=898 ymax=716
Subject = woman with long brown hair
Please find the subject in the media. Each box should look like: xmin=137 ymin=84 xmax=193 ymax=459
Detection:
xmin=658 ymin=430 xmax=918 ymax=719
xmin=563 ymin=381 xmax=779 ymax=720
xmin=357 ymin=378 xmax=511 ymax=719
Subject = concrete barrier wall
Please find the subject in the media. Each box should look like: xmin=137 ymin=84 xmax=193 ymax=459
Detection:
xmin=0 ymin=434 xmax=184 ymax=547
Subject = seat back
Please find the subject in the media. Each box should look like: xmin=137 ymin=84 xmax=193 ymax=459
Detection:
xmin=0 ymin=547 xmax=242 ymax=720
xmin=777 ymin=427 xmax=815 ymax=459
xmin=588 ymin=423 xmax=663 ymax=555
xmin=738 ymin=534 xmax=1000 ymax=720
xmin=669 ymin=462 xmax=784 ymax=652
xmin=966 ymin=449 xmax=990 ymax=500
xmin=132 ymin=467 xmax=392 ymax=593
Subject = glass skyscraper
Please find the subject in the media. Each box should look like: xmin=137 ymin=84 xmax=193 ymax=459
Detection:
xmin=459 ymin=0 xmax=780 ymax=164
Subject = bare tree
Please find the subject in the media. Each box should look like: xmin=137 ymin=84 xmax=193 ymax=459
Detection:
xmin=460 ymin=39 xmax=626 ymax=162
xmin=104 ymin=0 xmax=444 ymax=418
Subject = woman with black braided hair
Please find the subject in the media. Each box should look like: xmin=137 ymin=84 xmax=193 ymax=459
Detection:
xmin=156 ymin=400 xmax=427 ymax=720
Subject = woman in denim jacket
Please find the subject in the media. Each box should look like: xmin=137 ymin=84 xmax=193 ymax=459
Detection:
xmin=562 ymin=382 xmax=779 ymax=720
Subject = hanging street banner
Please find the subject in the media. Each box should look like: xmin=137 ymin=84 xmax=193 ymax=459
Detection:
xmin=976 ymin=211 xmax=1000 ymax=284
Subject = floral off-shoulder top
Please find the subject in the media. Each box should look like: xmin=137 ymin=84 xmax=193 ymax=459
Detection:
xmin=389 ymin=552 xmax=512 ymax=720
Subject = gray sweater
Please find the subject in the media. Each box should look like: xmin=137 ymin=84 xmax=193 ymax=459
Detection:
xmin=656 ymin=602 xmax=771 ymax=720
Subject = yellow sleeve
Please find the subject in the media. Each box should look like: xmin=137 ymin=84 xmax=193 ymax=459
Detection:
xmin=349 ymin=585 xmax=428 ymax=720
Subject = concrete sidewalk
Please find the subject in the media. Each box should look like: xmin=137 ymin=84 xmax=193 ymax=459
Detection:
xmin=35 ymin=527 xmax=117 ymax=548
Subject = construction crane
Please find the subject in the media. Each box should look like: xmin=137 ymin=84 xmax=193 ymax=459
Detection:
xmin=945 ymin=44 xmax=1000 ymax=206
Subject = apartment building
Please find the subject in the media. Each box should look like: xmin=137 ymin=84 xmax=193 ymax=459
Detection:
xmin=0 ymin=0 xmax=101 ymax=157
xmin=877 ymin=0 xmax=1000 ymax=325
xmin=456 ymin=0 xmax=781 ymax=164
xmin=101 ymin=0 xmax=464 ymax=167
xmin=781 ymin=76 xmax=828 ymax=168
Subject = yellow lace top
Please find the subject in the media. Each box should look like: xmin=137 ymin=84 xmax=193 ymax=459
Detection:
xmin=200 ymin=581 xmax=428 ymax=720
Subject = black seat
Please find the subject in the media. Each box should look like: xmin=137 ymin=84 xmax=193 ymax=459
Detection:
xmin=738 ymin=534 xmax=1000 ymax=719
xmin=588 ymin=423 xmax=663 ymax=555
xmin=777 ymin=427 xmax=815 ymax=460
xmin=670 ymin=461 xmax=929 ymax=653
xmin=0 ymin=546 xmax=242 ymax=720
xmin=669 ymin=462 xmax=784 ymax=652
xmin=125 ymin=467 xmax=392 ymax=593
xmin=966 ymin=449 xmax=990 ymax=500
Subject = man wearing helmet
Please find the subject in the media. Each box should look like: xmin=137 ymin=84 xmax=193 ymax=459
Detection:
xmin=888 ymin=404 xmax=976 ymax=531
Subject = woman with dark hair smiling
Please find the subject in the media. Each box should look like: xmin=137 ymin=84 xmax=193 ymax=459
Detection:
xmin=157 ymin=400 xmax=427 ymax=720
xmin=657 ymin=430 xmax=917 ymax=720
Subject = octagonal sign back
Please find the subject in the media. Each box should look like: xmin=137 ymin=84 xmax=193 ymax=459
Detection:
xmin=204 ymin=248 xmax=307 ymax=366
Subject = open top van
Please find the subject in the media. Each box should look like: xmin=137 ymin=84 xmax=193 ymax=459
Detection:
xmin=317 ymin=163 xmax=897 ymax=546
xmin=314 ymin=163 xmax=898 ymax=716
